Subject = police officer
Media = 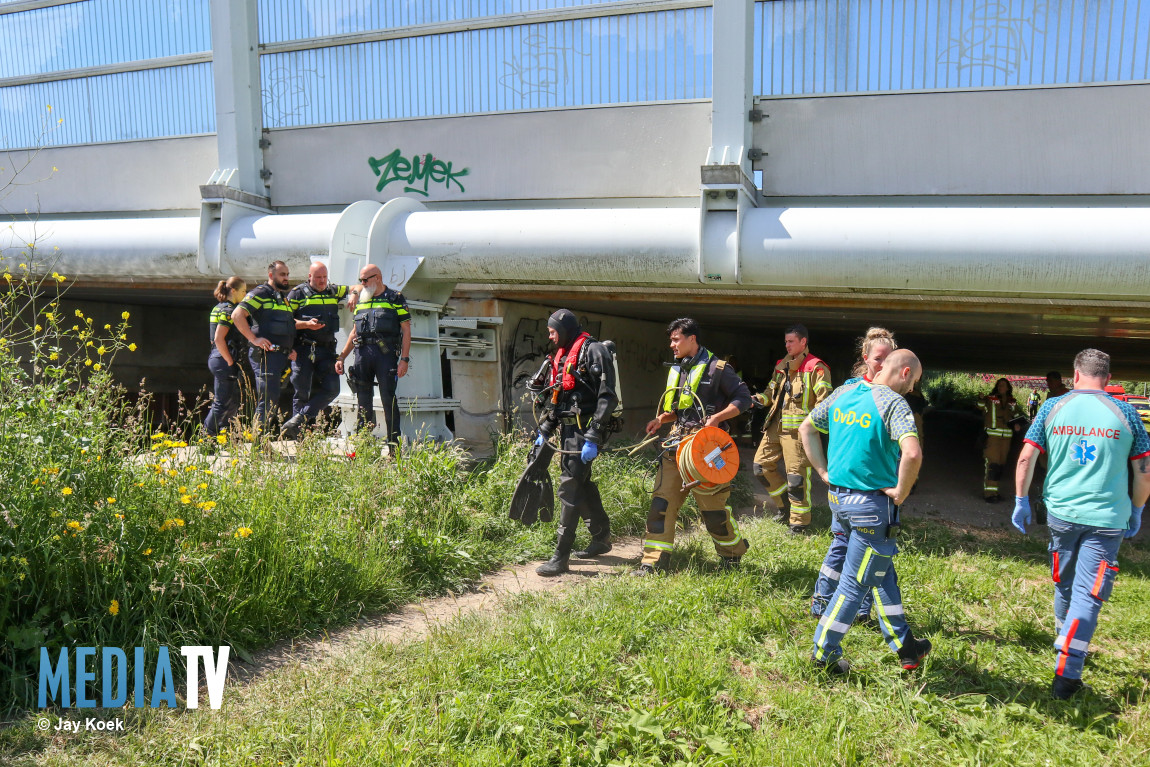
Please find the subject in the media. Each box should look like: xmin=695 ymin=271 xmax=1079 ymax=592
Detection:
xmin=335 ymin=264 xmax=411 ymax=448
xmin=232 ymin=261 xmax=297 ymax=432
xmin=800 ymin=349 xmax=931 ymax=674
xmin=529 ymin=309 xmax=618 ymax=577
xmin=203 ymin=276 xmax=247 ymax=437
xmin=1013 ymin=349 xmax=1150 ymax=699
xmin=634 ymin=317 xmax=751 ymax=575
xmin=753 ymin=324 xmax=833 ymax=534
xmin=282 ymin=262 xmax=349 ymax=439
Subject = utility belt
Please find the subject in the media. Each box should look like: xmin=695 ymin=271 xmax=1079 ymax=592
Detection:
xmin=354 ymin=336 xmax=398 ymax=354
xmin=250 ymin=338 xmax=291 ymax=352
xmin=559 ymin=412 xmax=596 ymax=426
xmin=829 ymin=485 xmax=901 ymax=537
xmin=296 ymin=337 xmax=336 ymax=363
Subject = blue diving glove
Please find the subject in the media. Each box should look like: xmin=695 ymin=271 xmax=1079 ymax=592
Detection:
xmin=1126 ymin=504 xmax=1144 ymax=539
xmin=534 ymin=433 xmax=545 ymax=447
xmin=580 ymin=441 xmax=599 ymax=464
xmin=1011 ymin=496 xmax=1032 ymax=534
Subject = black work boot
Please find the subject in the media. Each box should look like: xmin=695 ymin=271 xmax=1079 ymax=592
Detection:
xmin=897 ymin=636 xmax=932 ymax=670
xmin=535 ymin=554 xmax=569 ymax=577
xmin=812 ymin=656 xmax=850 ymax=675
xmin=280 ymin=414 xmax=305 ymax=440
xmin=788 ymin=524 xmax=810 ymax=536
xmin=631 ymin=551 xmax=670 ymax=577
xmin=718 ymin=556 xmax=741 ymax=571
xmin=574 ymin=536 xmax=612 ymax=559
xmin=771 ymin=501 xmax=788 ymax=524
xmin=1052 ymin=674 xmax=1085 ymax=700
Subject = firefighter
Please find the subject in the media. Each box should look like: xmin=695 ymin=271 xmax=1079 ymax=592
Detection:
xmin=979 ymin=377 xmax=1026 ymax=502
xmin=1013 ymin=349 xmax=1150 ymax=699
xmin=203 ymin=276 xmax=247 ymax=437
xmin=801 ymin=349 xmax=931 ymax=674
xmin=634 ymin=317 xmax=752 ymax=575
xmin=528 ymin=309 xmax=618 ymax=577
xmin=335 ymin=264 xmax=411 ymax=449
xmin=232 ymin=261 xmax=297 ymax=432
xmin=282 ymin=262 xmax=349 ymax=440
xmin=811 ymin=327 xmax=896 ymax=624
xmin=752 ymin=324 xmax=833 ymax=534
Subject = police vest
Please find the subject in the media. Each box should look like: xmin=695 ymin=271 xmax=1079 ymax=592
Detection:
xmin=289 ymin=283 xmax=346 ymax=345
xmin=662 ymin=351 xmax=715 ymax=413
xmin=241 ymin=285 xmax=295 ymax=348
xmin=208 ymin=301 xmax=244 ymax=357
xmin=354 ymin=290 xmax=409 ymax=342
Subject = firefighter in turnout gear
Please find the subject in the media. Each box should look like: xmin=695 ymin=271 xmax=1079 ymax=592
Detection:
xmin=979 ymin=377 xmax=1026 ymax=502
xmin=281 ymin=262 xmax=349 ymax=440
xmin=753 ymin=324 xmax=833 ymax=534
xmin=528 ymin=309 xmax=618 ymax=577
xmin=335 ymin=264 xmax=411 ymax=449
xmin=231 ymin=261 xmax=298 ymax=432
xmin=634 ymin=317 xmax=752 ymax=575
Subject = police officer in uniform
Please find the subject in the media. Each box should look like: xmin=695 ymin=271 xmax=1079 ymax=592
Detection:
xmin=203 ymin=276 xmax=247 ymax=437
xmin=335 ymin=264 xmax=411 ymax=448
xmin=282 ymin=262 xmax=348 ymax=439
xmin=752 ymin=323 xmax=833 ymax=534
xmin=232 ymin=261 xmax=297 ymax=432
xmin=529 ymin=309 xmax=618 ymax=577
xmin=635 ymin=317 xmax=752 ymax=575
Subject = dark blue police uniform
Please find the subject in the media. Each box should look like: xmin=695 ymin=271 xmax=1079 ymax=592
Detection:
xmin=240 ymin=283 xmax=295 ymax=429
xmin=351 ymin=288 xmax=409 ymax=444
xmin=203 ymin=300 xmax=245 ymax=436
xmin=286 ymin=281 xmax=348 ymax=423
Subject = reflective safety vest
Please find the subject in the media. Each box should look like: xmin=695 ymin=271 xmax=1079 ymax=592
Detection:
xmin=768 ymin=353 xmax=832 ymax=430
xmin=208 ymin=300 xmax=244 ymax=357
xmin=241 ymin=284 xmax=295 ymax=347
xmin=979 ymin=395 xmax=1019 ymax=438
xmin=289 ymin=282 xmax=347 ymax=345
xmin=354 ymin=289 xmax=409 ymax=342
xmin=662 ymin=351 xmax=714 ymax=413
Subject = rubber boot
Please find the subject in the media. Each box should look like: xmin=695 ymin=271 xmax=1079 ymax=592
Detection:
xmin=535 ymin=554 xmax=569 ymax=577
xmin=281 ymin=413 xmax=305 ymax=441
xmin=575 ymin=536 xmax=612 ymax=559
xmin=812 ymin=656 xmax=850 ymax=675
xmin=631 ymin=551 xmax=670 ymax=577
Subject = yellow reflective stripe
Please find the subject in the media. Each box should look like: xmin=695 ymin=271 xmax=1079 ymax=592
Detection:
xmin=815 ymin=595 xmax=847 ymax=660
xmin=768 ymin=485 xmax=788 ymax=497
xmin=298 ymin=296 xmax=340 ymax=305
xmin=871 ymin=588 xmax=902 ymax=649
xmin=897 ymin=432 xmax=918 ymax=446
xmin=644 ymin=540 xmax=673 ymax=551
xmin=857 ymin=547 xmax=874 ymax=582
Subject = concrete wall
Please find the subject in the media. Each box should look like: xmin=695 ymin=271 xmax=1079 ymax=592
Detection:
xmin=0 ymin=136 xmax=217 ymax=215
xmin=755 ymin=84 xmax=1150 ymax=196
xmin=265 ymin=102 xmax=710 ymax=207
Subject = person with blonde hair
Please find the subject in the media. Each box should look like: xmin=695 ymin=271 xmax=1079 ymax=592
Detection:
xmin=203 ymin=276 xmax=247 ymax=437
xmin=811 ymin=327 xmax=897 ymax=625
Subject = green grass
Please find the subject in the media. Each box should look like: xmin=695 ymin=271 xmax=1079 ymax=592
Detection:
xmin=7 ymin=510 xmax=1148 ymax=767
xmin=921 ymin=372 xmax=1040 ymax=412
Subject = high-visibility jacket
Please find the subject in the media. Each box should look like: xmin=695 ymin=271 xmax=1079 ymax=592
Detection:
xmin=353 ymin=287 xmax=409 ymax=343
xmin=287 ymin=282 xmax=348 ymax=345
xmin=764 ymin=352 xmax=832 ymax=431
xmin=978 ymin=394 xmax=1024 ymax=438
xmin=240 ymin=284 xmax=295 ymax=348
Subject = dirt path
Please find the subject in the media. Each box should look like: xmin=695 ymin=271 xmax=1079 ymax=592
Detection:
xmin=232 ymin=538 xmax=645 ymax=682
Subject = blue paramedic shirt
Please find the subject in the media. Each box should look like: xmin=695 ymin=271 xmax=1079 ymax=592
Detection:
xmin=1025 ymin=390 xmax=1150 ymax=529
xmin=809 ymin=381 xmax=919 ymax=491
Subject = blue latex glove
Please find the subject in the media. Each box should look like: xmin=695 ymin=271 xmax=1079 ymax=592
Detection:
xmin=534 ymin=433 xmax=545 ymax=447
xmin=1126 ymin=504 xmax=1144 ymax=538
xmin=580 ymin=441 xmax=599 ymax=464
xmin=1012 ymin=496 xmax=1032 ymax=534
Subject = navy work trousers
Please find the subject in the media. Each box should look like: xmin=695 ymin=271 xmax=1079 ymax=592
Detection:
xmin=354 ymin=342 xmax=402 ymax=444
xmin=203 ymin=351 xmax=240 ymax=436
xmin=248 ymin=346 xmax=290 ymax=430
xmin=290 ymin=342 xmax=340 ymax=421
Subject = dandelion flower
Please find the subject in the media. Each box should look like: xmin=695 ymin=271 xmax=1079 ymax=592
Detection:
xmin=234 ymin=527 xmax=253 ymax=539
xmin=197 ymin=501 xmax=216 ymax=511
xmin=197 ymin=483 xmax=207 ymax=490
xmin=109 ymin=600 xmax=120 ymax=616
xmin=66 ymin=520 xmax=82 ymax=531
xmin=175 ymin=518 xmax=185 ymax=527
xmin=62 ymin=487 xmax=73 ymax=495
xmin=107 ymin=497 xmax=116 ymax=504
xmin=215 ymin=435 xmax=227 ymax=445
xmin=180 ymin=495 xmax=192 ymax=504
xmin=143 ymin=548 xmax=152 ymax=556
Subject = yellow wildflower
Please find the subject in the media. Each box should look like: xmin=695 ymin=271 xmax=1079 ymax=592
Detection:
xmin=178 ymin=486 xmax=188 ymax=494
xmin=107 ymin=497 xmax=116 ymax=504
xmin=204 ymin=469 xmax=214 ymax=475
xmin=121 ymin=311 xmax=130 ymax=320
xmin=56 ymin=274 xmax=65 ymax=283
xmin=74 ymin=309 xmax=83 ymax=318
xmin=166 ymin=469 xmax=178 ymax=477
xmin=49 ymin=352 xmax=58 ymax=361
xmin=44 ymin=312 xmax=54 ymax=321
xmin=180 ymin=495 xmax=192 ymax=504
xmin=92 ymin=363 xmax=102 ymax=372
xmin=97 ymin=345 xmax=106 ymax=355
xmin=32 ymin=478 xmax=41 ymax=486
xmin=85 ymin=317 xmax=92 ymax=324
xmin=128 ymin=343 xmax=137 ymax=352
xmin=234 ymin=527 xmax=253 ymax=539
xmin=66 ymin=520 xmax=82 ymax=531
xmin=197 ymin=501 xmax=216 ymax=511
xmin=197 ymin=483 xmax=207 ymax=490
xmin=109 ymin=600 xmax=120 ymax=616
xmin=84 ymin=360 xmax=92 ymax=367
xmin=62 ymin=487 xmax=73 ymax=495
xmin=152 ymin=433 xmax=165 ymax=440
xmin=86 ymin=340 xmax=93 ymax=347
xmin=35 ymin=324 xmax=42 ymax=332
xmin=143 ymin=549 xmax=152 ymax=556
xmin=176 ymin=518 xmax=185 ymax=527
xmin=103 ymin=324 xmax=111 ymax=330
xmin=215 ymin=435 xmax=227 ymax=445
xmin=115 ymin=513 xmax=123 ymax=520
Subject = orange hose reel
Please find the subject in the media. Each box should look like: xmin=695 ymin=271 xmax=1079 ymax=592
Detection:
xmin=675 ymin=426 xmax=739 ymax=489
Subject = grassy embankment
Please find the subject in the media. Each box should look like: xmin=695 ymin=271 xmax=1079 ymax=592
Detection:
xmin=6 ymin=512 xmax=1149 ymax=766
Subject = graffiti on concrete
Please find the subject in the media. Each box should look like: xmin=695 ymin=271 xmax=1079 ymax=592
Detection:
xmin=368 ymin=149 xmax=470 ymax=197
xmin=937 ymin=1 xmax=1046 ymax=76
xmin=499 ymin=31 xmax=589 ymax=101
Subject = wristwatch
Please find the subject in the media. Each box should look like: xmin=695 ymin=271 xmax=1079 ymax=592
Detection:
xmin=400 ymin=356 xmax=410 ymax=362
